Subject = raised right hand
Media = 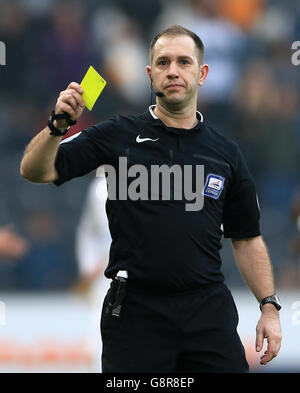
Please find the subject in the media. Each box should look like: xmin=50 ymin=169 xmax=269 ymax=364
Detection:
xmin=54 ymin=82 xmax=85 ymax=129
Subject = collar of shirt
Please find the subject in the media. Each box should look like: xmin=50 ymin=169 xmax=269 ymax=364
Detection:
xmin=145 ymin=105 xmax=205 ymax=135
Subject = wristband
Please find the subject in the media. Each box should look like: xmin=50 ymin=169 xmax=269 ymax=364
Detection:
xmin=48 ymin=110 xmax=77 ymax=136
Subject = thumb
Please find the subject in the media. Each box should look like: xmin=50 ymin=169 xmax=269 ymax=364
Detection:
xmin=256 ymin=326 xmax=264 ymax=352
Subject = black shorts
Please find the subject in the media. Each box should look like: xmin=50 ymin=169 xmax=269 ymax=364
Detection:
xmin=100 ymin=282 xmax=249 ymax=373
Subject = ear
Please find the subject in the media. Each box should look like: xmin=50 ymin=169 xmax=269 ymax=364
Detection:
xmin=198 ymin=64 xmax=209 ymax=87
xmin=146 ymin=66 xmax=152 ymax=83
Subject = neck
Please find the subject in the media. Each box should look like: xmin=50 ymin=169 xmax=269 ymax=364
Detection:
xmin=154 ymin=100 xmax=199 ymax=129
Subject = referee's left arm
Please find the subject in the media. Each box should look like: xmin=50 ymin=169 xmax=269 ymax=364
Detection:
xmin=232 ymin=236 xmax=282 ymax=366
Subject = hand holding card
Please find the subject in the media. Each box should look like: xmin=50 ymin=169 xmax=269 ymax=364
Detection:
xmin=52 ymin=67 xmax=106 ymax=133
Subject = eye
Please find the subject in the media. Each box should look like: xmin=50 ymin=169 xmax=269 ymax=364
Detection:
xmin=180 ymin=59 xmax=190 ymax=65
xmin=158 ymin=60 xmax=168 ymax=66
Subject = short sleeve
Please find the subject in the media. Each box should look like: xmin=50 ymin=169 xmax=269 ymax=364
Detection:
xmin=53 ymin=118 xmax=116 ymax=186
xmin=222 ymin=145 xmax=261 ymax=239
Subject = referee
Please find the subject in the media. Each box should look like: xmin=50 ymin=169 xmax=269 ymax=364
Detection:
xmin=20 ymin=25 xmax=282 ymax=372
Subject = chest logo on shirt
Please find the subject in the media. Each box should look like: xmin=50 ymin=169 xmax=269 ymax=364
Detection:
xmin=203 ymin=174 xmax=225 ymax=200
xmin=136 ymin=134 xmax=159 ymax=143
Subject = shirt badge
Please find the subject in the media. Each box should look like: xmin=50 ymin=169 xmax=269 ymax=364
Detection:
xmin=203 ymin=174 xmax=225 ymax=199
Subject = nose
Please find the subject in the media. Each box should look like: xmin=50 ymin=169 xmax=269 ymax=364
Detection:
xmin=167 ymin=61 xmax=179 ymax=79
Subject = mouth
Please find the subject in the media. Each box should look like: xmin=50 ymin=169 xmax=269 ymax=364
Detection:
xmin=165 ymin=84 xmax=184 ymax=89
xmin=164 ymin=84 xmax=185 ymax=93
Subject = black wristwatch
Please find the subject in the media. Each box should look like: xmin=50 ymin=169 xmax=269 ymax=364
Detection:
xmin=48 ymin=110 xmax=77 ymax=136
xmin=259 ymin=294 xmax=281 ymax=311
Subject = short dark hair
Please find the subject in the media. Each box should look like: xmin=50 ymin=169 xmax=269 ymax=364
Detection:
xmin=150 ymin=25 xmax=204 ymax=64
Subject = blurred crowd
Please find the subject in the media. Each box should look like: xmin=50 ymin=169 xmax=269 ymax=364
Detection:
xmin=0 ymin=0 xmax=299 ymax=291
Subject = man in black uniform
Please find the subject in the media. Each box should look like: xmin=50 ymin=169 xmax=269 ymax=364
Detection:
xmin=20 ymin=25 xmax=282 ymax=372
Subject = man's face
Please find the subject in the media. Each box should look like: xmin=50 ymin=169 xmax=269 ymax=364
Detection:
xmin=147 ymin=35 xmax=207 ymax=106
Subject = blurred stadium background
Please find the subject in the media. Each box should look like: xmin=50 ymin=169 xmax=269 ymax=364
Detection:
xmin=0 ymin=0 xmax=300 ymax=373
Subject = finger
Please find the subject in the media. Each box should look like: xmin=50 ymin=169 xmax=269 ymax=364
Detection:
xmin=70 ymin=90 xmax=85 ymax=108
xmin=255 ymin=327 xmax=264 ymax=352
xmin=260 ymin=338 xmax=278 ymax=365
xmin=67 ymin=82 xmax=84 ymax=95
xmin=260 ymin=350 xmax=276 ymax=365
xmin=55 ymin=102 xmax=76 ymax=120
xmin=61 ymin=93 xmax=78 ymax=112
xmin=59 ymin=90 xmax=85 ymax=111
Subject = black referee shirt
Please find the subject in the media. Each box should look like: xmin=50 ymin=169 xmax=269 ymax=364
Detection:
xmin=54 ymin=105 xmax=260 ymax=293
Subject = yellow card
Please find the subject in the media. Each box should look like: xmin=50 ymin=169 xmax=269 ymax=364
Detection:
xmin=80 ymin=66 xmax=106 ymax=111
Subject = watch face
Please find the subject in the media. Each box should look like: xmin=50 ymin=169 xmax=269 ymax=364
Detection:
xmin=270 ymin=294 xmax=281 ymax=309
xmin=272 ymin=294 xmax=281 ymax=305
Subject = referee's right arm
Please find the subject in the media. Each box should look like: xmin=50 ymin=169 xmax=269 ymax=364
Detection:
xmin=20 ymin=82 xmax=85 ymax=183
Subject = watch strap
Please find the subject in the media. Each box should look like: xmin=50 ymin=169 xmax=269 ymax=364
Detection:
xmin=259 ymin=294 xmax=281 ymax=311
